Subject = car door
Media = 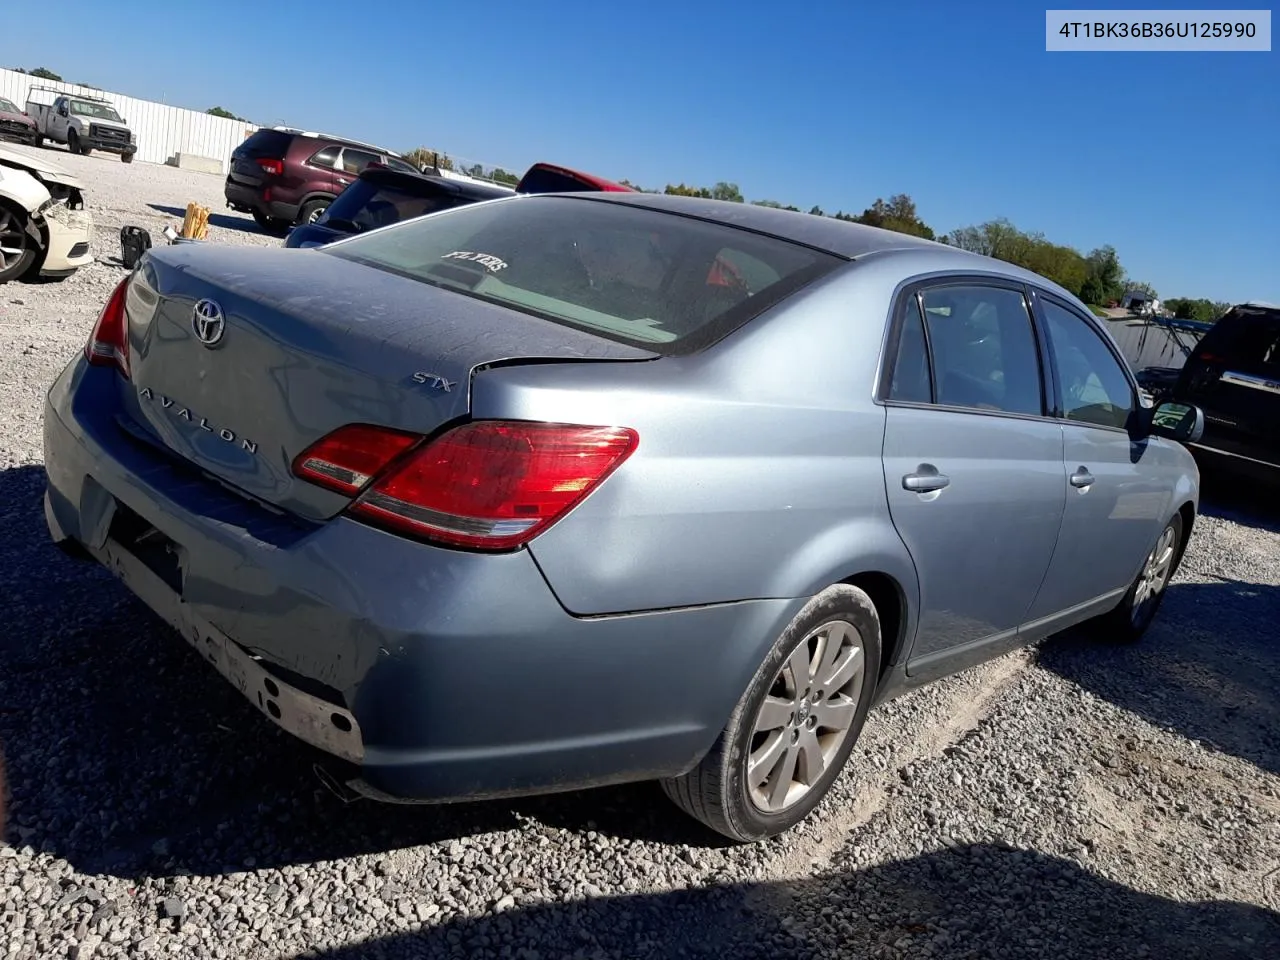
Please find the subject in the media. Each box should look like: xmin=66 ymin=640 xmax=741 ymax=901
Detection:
xmin=881 ymin=279 xmax=1066 ymax=677
xmin=1024 ymin=292 xmax=1168 ymax=622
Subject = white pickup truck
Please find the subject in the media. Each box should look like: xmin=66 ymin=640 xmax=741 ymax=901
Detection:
xmin=25 ymin=86 xmax=136 ymax=163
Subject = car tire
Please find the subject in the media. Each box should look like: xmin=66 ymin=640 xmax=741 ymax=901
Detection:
xmin=661 ymin=584 xmax=882 ymax=842
xmin=67 ymin=129 xmax=83 ymax=155
xmin=121 ymin=151 xmax=134 ymax=164
xmin=0 ymin=200 xmax=38 ymax=285
xmin=33 ymin=134 xmax=44 ymax=148
xmin=1097 ymin=513 xmax=1184 ymax=644
xmin=297 ymin=198 xmax=330 ymax=226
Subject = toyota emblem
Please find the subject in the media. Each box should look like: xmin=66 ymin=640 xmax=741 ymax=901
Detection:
xmin=192 ymin=299 xmax=226 ymax=347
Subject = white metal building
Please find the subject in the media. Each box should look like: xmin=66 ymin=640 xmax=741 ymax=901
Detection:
xmin=0 ymin=69 xmax=258 ymax=175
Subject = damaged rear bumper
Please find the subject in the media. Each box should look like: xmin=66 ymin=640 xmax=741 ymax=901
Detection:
xmin=41 ymin=359 xmax=796 ymax=804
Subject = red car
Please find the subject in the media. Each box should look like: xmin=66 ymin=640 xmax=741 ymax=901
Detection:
xmin=0 ymin=97 xmax=38 ymax=146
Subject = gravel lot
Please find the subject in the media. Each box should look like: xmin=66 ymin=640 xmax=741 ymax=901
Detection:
xmin=2 ymin=148 xmax=1278 ymax=960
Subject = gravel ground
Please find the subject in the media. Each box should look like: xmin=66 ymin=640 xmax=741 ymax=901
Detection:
xmin=1 ymin=148 xmax=1278 ymax=960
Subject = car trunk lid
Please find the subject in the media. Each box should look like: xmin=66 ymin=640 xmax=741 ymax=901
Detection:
xmin=120 ymin=243 xmax=657 ymax=521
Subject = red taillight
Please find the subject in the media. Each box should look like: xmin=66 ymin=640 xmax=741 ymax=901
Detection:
xmin=294 ymin=421 xmax=638 ymax=550
xmin=84 ymin=275 xmax=131 ymax=377
xmin=292 ymin=424 xmax=421 ymax=496
xmin=255 ymin=158 xmax=284 ymax=176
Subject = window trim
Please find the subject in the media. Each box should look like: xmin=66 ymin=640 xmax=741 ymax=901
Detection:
xmin=1031 ymin=288 xmax=1141 ymax=435
xmin=877 ymin=274 xmax=1054 ymax=424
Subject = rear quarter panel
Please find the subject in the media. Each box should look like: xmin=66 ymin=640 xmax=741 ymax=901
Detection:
xmin=474 ymin=263 xmax=921 ymax=624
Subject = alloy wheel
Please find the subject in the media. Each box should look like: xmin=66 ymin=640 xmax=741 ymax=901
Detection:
xmin=1131 ymin=523 xmax=1177 ymax=626
xmin=0 ymin=207 xmax=28 ymax=272
xmin=746 ymin=619 xmax=864 ymax=813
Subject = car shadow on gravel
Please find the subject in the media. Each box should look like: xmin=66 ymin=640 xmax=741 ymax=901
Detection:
xmin=289 ymin=844 xmax=1279 ymax=960
xmin=1198 ymin=470 xmax=1280 ymax=534
xmin=0 ymin=465 xmax=715 ymax=883
xmin=146 ymin=204 xmax=267 ymax=236
xmin=1037 ymin=573 xmax=1279 ymax=777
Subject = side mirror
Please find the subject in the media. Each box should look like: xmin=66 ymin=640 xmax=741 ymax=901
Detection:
xmin=1148 ymin=401 xmax=1204 ymax=444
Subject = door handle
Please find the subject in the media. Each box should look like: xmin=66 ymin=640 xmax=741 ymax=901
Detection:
xmin=903 ymin=467 xmax=951 ymax=493
xmin=1069 ymin=467 xmax=1094 ymax=489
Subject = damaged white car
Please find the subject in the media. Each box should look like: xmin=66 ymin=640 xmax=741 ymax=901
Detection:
xmin=0 ymin=145 xmax=93 ymax=284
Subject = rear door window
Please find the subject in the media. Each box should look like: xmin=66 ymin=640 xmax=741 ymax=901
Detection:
xmin=340 ymin=148 xmax=382 ymax=175
xmin=914 ymin=284 xmax=1044 ymax=416
xmin=326 ymin=195 xmax=842 ymax=355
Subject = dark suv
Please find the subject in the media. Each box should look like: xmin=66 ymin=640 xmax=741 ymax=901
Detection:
xmin=225 ymin=127 xmax=418 ymax=232
xmin=1156 ymin=302 xmax=1280 ymax=485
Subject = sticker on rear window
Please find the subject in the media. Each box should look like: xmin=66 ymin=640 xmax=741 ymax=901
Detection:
xmin=441 ymin=251 xmax=508 ymax=273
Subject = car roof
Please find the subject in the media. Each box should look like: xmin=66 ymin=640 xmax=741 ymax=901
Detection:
xmin=266 ymin=126 xmax=401 ymax=157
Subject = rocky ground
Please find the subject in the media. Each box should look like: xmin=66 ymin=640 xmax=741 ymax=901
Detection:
xmin=1 ymin=147 xmax=1277 ymax=959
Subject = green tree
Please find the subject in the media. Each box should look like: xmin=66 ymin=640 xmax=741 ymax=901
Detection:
xmin=710 ymin=181 xmax=744 ymax=203
xmin=29 ymin=66 xmax=63 ymax=81
xmin=1079 ymin=245 xmax=1125 ymax=306
xmin=207 ymin=106 xmax=248 ymax=121
xmin=944 ymin=219 xmax=1027 ymax=261
xmin=943 ymin=219 xmax=1094 ymax=297
xmin=489 ymin=167 xmax=520 ymax=186
xmin=663 ymin=183 xmax=713 ymax=198
xmin=854 ymin=194 xmax=935 ymax=240
xmin=1165 ymin=298 xmax=1225 ymax=323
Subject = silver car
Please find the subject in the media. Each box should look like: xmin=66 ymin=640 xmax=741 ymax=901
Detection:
xmin=42 ymin=193 xmax=1204 ymax=842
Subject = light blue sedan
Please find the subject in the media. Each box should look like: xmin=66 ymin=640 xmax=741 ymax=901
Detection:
xmin=42 ymin=192 xmax=1203 ymax=841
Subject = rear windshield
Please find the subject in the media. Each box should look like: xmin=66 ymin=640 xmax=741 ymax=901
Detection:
xmin=1198 ymin=308 xmax=1280 ymax=375
xmin=235 ymin=129 xmax=294 ymax=158
xmin=323 ymin=178 xmax=464 ymax=233
xmin=325 ymin=196 xmax=843 ymax=354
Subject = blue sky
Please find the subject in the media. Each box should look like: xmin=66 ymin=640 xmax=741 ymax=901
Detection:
xmin=2 ymin=1 xmax=1276 ymax=303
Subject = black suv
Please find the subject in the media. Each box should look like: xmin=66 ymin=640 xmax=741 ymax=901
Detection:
xmin=284 ymin=166 xmax=513 ymax=249
xmin=225 ymin=127 xmax=419 ymax=232
xmin=1153 ymin=302 xmax=1280 ymax=484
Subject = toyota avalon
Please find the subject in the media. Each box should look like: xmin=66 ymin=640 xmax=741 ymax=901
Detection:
xmin=42 ymin=193 xmax=1203 ymax=841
